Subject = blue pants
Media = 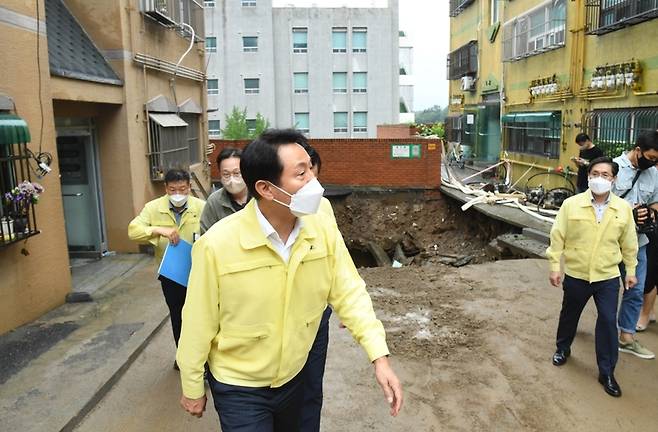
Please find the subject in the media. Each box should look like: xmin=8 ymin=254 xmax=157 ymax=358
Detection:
xmin=300 ymin=307 xmax=332 ymax=432
xmin=208 ymin=371 xmax=304 ymax=432
xmin=619 ymin=244 xmax=647 ymax=334
xmin=556 ymin=275 xmax=620 ymax=376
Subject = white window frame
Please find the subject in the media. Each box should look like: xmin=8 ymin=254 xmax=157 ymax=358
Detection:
xmin=352 ymin=72 xmax=367 ymax=93
xmin=353 ymin=112 xmax=367 ymax=133
xmin=244 ymin=78 xmax=260 ymax=94
xmin=208 ymin=120 xmax=221 ymax=136
xmin=293 ymin=28 xmax=308 ymax=53
xmin=333 ymin=72 xmax=347 ymax=94
xmin=207 ymin=78 xmax=219 ymax=95
xmin=352 ymin=27 xmax=367 ymax=53
xmin=491 ymin=0 xmax=500 ymax=24
xmin=293 ymin=72 xmax=309 ymax=94
xmin=242 ymin=36 xmax=258 ymax=53
xmin=204 ymin=1 xmax=216 ymax=7
xmin=332 ymin=27 xmax=347 ymax=53
xmin=242 ymin=0 xmax=257 ymax=7
xmin=205 ymin=36 xmax=217 ymax=53
xmin=333 ymin=112 xmax=348 ymax=133
xmin=295 ymin=112 xmax=310 ymax=133
xmin=503 ymin=0 xmax=566 ymax=61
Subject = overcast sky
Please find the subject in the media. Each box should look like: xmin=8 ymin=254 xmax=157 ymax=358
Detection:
xmin=272 ymin=0 xmax=450 ymax=111
xmin=399 ymin=0 xmax=450 ymax=110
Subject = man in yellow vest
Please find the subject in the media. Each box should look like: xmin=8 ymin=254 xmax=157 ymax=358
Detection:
xmin=128 ymin=168 xmax=205 ymax=369
xmin=177 ymin=129 xmax=402 ymax=431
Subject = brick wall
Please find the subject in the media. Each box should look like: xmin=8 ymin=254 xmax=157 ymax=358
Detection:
xmin=210 ymin=138 xmax=442 ymax=189
xmin=376 ymin=124 xmax=418 ymax=138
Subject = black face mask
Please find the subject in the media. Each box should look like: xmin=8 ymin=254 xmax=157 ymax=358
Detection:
xmin=637 ymin=152 xmax=655 ymax=170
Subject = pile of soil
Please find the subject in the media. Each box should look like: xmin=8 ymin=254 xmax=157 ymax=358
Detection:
xmin=330 ymin=190 xmax=512 ymax=266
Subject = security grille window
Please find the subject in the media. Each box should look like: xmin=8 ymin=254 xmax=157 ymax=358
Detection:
xmin=332 ymin=27 xmax=347 ymax=52
xmin=586 ymin=0 xmax=658 ymax=34
xmin=447 ymin=41 xmax=477 ymax=80
xmin=208 ymin=120 xmax=221 ymax=136
xmin=242 ymin=0 xmax=257 ymax=6
xmin=353 ymin=72 xmax=367 ymax=93
xmin=294 ymin=72 xmax=309 ymax=93
xmin=502 ymin=111 xmax=561 ymax=159
xmin=244 ymin=78 xmax=260 ymax=94
xmin=204 ymin=1 xmax=215 ymax=7
xmin=582 ymin=108 xmax=658 ymax=157
xmin=141 ymin=0 xmax=205 ymax=41
xmin=0 ymin=115 xmax=40 ymax=246
xmin=180 ymin=113 xmax=201 ymax=164
xmin=449 ymin=0 xmax=476 ymax=17
xmin=503 ymin=0 xmax=566 ymax=61
xmin=293 ymin=28 xmax=308 ymax=53
xmin=445 ymin=115 xmax=463 ymax=142
xmin=333 ymin=72 xmax=347 ymax=93
xmin=246 ymin=119 xmax=257 ymax=134
xmin=353 ymin=112 xmax=368 ymax=133
xmin=352 ymin=27 xmax=367 ymax=52
xmin=243 ymin=36 xmax=258 ymax=52
xmin=207 ymin=79 xmax=219 ymax=95
xmin=295 ymin=113 xmax=310 ymax=133
xmin=334 ymin=112 xmax=348 ymax=133
xmin=205 ymin=36 xmax=217 ymax=52
xmin=148 ymin=113 xmax=190 ymax=181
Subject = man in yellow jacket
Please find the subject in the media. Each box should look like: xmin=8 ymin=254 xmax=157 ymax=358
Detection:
xmin=547 ymin=157 xmax=638 ymax=398
xmin=128 ymin=168 xmax=205 ymax=368
xmin=177 ymin=129 xmax=402 ymax=431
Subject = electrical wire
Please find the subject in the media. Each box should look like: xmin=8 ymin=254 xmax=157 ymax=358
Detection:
xmin=35 ymin=0 xmax=44 ymax=154
xmin=172 ymin=23 xmax=196 ymax=111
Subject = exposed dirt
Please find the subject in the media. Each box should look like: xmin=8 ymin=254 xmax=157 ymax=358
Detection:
xmin=330 ymin=191 xmax=513 ymax=265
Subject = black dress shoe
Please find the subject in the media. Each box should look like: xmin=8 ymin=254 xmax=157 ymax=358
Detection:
xmin=598 ymin=374 xmax=622 ymax=397
xmin=552 ymin=349 xmax=570 ymax=366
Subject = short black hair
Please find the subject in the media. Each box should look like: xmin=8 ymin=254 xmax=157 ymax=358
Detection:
xmin=575 ymin=133 xmax=590 ymax=144
xmin=297 ymin=140 xmax=322 ymax=174
xmin=164 ymin=168 xmax=190 ymax=184
xmin=216 ymin=147 xmax=242 ymax=168
xmin=241 ymin=128 xmax=308 ymax=199
xmin=636 ymin=130 xmax=658 ymax=153
xmin=588 ymin=156 xmax=619 ymax=176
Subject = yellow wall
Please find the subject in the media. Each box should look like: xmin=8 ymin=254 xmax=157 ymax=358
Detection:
xmin=0 ymin=1 xmax=71 ymax=334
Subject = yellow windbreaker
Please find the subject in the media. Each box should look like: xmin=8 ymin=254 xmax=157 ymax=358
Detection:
xmin=127 ymin=195 xmax=205 ymax=263
xmin=546 ymin=191 xmax=638 ymax=282
xmin=177 ymin=199 xmax=389 ymax=398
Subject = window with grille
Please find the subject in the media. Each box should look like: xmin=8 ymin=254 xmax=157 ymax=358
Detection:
xmin=332 ymin=27 xmax=347 ymax=53
xmin=582 ymin=108 xmax=658 ymax=157
xmin=244 ymin=78 xmax=260 ymax=94
xmin=352 ymin=27 xmax=367 ymax=52
xmin=294 ymin=72 xmax=309 ymax=93
xmin=353 ymin=112 xmax=368 ymax=133
xmin=353 ymin=72 xmax=367 ymax=93
xmin=502 ymin=0 xmax=566 ymax=62
xmin=333 ymin=72 xmax=347 ymax=93
xmin=293 ymin=28 xmax=308 ymax=53
xmin=180 ymin=113 xmax=201 ymax=164
xmin=447 ymin=41 xmax=477 ymax=80
xmin=587 ymin=0 xmax=658 ymax=34
xmin=147 ymin=113 xmax=190 ymax=181
xmin=295 ymin=113 xmax=310 ymax=133
xmin=207 ymin=79 xmax=219 ymax=95
xmin=502 ymin=111 xmax=561 ymax=159
xmin=243 ymin=36 xmax=258 ymax=52
xmin=445 ymin=115 xmax=463 ymax=142
xmin=334 ymin=112 xmax=348 ymax=133
xmin=449 ymin=0 xmax=476 ymax=17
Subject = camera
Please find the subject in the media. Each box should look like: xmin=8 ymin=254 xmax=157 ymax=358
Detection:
xmin=633 ymin=204 xmax=658 ymax=235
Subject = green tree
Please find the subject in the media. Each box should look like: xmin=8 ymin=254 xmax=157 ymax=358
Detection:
xmin=415 ymin=105 xmax=447 ymax=124
xmin=221 ymin=107 xmax=270 ymax=139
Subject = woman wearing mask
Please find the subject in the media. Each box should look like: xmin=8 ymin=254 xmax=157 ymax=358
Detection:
xmin=200 ymin=147 xmax=249 ymax=234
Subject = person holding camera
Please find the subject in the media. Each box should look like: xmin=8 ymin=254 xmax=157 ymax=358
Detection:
xmin=611 ymin=131 xmax=658 ymax=360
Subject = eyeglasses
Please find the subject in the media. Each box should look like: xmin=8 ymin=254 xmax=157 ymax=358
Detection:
xmin=221 ymin=171 xmax=242 ymax=180
xmin=589 ymin=172 xmax=613 ymax=180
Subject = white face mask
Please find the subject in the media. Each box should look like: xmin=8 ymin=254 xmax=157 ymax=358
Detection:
xmin=222 ymin=176 xmax=247 ymax=195
xmin=269 ymin=178 xmax=325 ymax=217
xmin=169 ymin=193 xmax=188 ymax=207
xmin=588 ymin=176 xmax=612 ymax=195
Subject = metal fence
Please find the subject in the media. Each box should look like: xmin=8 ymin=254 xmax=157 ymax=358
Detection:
xmin=449 ymin=0 xmax=475 ymax=17
xmin=586 ymin=0 xmax=658 ymax=35
xmin=582 ymin=108 xmax=658 ymax=157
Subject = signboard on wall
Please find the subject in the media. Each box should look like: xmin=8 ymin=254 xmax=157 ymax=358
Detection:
xmin=391 ymin=144 xmax=422 ymax=159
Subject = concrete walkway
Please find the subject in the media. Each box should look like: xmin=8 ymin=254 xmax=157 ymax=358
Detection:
xmin=0 ymin=254 xmax=168 ymax=432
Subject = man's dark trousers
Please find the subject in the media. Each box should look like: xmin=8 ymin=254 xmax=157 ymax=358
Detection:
xmin=556 ymin=275 xmax=620 ymax=375
xmin=300 ymin=306 xmax=332 ymax=432
xmin=208 ymin=371 xmax=304 ymax=432
xmin=158 ymin=276 xmax=187 ymax=346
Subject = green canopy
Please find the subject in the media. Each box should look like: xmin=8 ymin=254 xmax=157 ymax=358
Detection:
xmin=501 ymin=112 xmax=559 ymax=124
xmin=0 ymin=114 xmax=31 ymax=145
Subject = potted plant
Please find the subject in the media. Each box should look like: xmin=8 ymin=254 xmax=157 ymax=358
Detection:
xmin=3 ymin=180 xmax=44 ymax=234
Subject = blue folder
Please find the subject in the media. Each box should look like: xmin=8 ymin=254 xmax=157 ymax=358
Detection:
xmin=158 ymin=239 xmax=193 ymax=287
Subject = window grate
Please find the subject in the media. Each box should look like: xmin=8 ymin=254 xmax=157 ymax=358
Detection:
xmin=503 ymin=112 xmax=561 ymax=159
xmin=586 ymin=0 xmax=658 ymax=35
xmin=447 ymin=41 xmax=478 ymax=80
xmin=582 ymin=107 xmax=658 ymax=157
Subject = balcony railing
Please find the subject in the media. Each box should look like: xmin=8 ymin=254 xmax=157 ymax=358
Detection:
xmin=586 ymin=0 xmax=658 ymax=35
xmin=449 ymin=0 xmax=475 ymax=17
xmin=503 ymin=19 xmax=566 ymax=62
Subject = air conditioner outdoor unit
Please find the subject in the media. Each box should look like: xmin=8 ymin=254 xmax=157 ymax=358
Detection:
xmin=141 ymin=0 xmax=178 ymax=27
xmin=461 ymin=76 xmax=475 ymax=91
